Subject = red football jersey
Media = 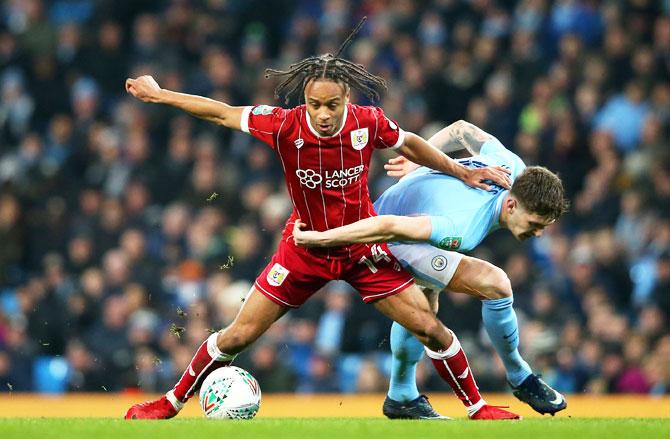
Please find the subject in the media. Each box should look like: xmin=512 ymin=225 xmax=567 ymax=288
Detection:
xmin=241 ymin=103 xmax=405 ymax=256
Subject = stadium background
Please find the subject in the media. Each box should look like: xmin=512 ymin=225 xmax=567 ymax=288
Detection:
xmin=0 ymin=0 xmax=668 ymax=408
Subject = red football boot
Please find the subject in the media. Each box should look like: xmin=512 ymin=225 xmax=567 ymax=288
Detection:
xmin=470 ymin=405 xmax=521 ymax=420
xmin=124 ymin=396 xmax=179 ymax=420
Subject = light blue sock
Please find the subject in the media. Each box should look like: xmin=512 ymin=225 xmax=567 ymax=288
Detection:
xmin=387 ymin=321 xmax=424 ymax=402
xmin=482 ymin=296 xmax=532 ymax=386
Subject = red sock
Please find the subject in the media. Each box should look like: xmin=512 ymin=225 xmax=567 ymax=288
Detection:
xmin=425 ymin=332 xmax=485 ymax=414
xmin=167 ymin=333 xmax=235 ymax=406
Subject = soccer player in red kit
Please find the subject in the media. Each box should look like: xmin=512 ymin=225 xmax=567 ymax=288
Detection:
xmin=123 ymin=46 xmax=518 ymax=420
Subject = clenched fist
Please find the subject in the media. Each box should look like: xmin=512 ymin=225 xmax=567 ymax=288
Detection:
xmin=125 ymin=75 xmax=162 ymax=103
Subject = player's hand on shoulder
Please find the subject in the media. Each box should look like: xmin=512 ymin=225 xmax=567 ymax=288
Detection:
xmin=125 ymin=75 xmax=162 ymax=103
xmin=384 ymin=156 xmax=420 ymax=179
xmin=464 ymin=166 xmax=512 ymax=191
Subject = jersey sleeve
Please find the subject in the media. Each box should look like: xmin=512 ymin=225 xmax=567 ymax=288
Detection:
xmin=480 ymin=137 xmax=507 ymax=155
xmin=428 ymin=216 xmax=463 ymax=250
xmin=372 ymin=107 xmax=406 ymax=150
xmin=240 ymin=105 xmax=288 ymax=149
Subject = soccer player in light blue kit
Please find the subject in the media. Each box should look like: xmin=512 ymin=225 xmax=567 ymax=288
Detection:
xmin=293 ymin=120 xmax=569 ymax=419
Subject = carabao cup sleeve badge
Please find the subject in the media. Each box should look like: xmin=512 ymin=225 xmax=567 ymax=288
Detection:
xmin=438 ymin=237 xmax=462 ymax=250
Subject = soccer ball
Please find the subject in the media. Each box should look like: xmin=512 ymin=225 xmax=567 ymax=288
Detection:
xmin=198 ymin=366 xmax=261 ymax=419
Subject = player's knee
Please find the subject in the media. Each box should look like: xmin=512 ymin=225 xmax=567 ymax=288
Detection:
xmin=481 ymin=266 xmax=512 ymax=300
xmin=217 ymin=324 xmax=257 ymax=353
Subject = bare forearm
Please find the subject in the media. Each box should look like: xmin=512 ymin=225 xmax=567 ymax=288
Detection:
xmin=156 ymin=89 xmax=243 ymax=129
xmin=304 ymin=217 xmax=397 ymax=247
xmin=392 ymin=124 xmax=511 ymax=190
xmin=428 ymin=120 xmax=493 ymax=155
xmin=399 ymin=132 xmax=469 ymax=180
xmin=294 ymin=216 xmax=431 ymax=247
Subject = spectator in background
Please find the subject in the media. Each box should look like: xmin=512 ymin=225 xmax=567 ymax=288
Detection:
xmin=297 ymin=354 xmax=339 ymax=394
xmin=314 ymin=283 xmax=351 ymax=356
xmin=594 ymin=80 xmax=650 ymax=153
xmin=88 ymin=21 xmax=127 ymax=95
xmin=246 ymin=343 xmax=296 ymax=393
xmin=65 ymin=339 xmax=106 ymax=392
xmin=0 ymin=194 xmax=24 ymax=285
xmin=85 ymin=295 xmax=132 ymax=388
xmin=0 ymin=320 xmax=35 ymax=391
xmin=0 ymin=69 xmax=34 ymax=146
xmin=651 ymin=250 xmax=670 ymax=319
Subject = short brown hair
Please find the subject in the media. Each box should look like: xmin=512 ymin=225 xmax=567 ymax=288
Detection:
xmin=510 ymin=166 xmax=569 ymax=221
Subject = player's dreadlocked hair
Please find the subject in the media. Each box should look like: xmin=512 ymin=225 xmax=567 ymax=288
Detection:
xmin=265 ymin=17 xmax=387 ymax=103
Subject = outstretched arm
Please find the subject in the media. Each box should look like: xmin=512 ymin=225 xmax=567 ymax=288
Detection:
xmin=396 ymin=131 xmax=510 ymax=191
xmin=292 ymin=216 xmax=432 ymax=247
xmin=125 ymin=75 xmax=246 ymax=130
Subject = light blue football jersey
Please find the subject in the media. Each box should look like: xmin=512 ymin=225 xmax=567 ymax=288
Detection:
xmin=373 ymin=138 xmax=526 ymax=252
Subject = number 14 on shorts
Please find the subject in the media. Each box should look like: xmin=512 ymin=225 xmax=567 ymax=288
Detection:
xmin=359 ymin=244 xmax=400 ymax=273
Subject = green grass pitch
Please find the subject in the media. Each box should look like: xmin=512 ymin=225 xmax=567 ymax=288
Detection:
xmin=1 ymin=418 xmax=669 ymax=439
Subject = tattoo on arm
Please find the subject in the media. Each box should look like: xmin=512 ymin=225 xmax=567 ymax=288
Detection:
xmin=428 ymin=120 xmax=494 ymax=156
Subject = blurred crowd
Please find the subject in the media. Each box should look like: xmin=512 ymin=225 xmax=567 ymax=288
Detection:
xmin=0 ymin=0 xmax=669 ymax=397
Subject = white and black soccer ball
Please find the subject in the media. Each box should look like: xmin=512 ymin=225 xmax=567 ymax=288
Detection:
xmin=198 ymin=366 xmax=261 ymax=419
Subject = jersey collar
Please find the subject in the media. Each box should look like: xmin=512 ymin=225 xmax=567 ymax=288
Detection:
xmin=305 ymin=104 xmax=349 ymax=138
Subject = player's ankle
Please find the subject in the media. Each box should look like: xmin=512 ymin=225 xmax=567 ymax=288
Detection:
xmin=466 ymin=400 xmax=486 ymax=417
xmin=166 ymin=390 xmax=185 ymax=411
xmin=508 ymin=370 xmax=532 ymax=387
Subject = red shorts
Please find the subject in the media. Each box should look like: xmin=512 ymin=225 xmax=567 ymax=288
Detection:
xmin=254 ymin=240 xmax=414 ymax=308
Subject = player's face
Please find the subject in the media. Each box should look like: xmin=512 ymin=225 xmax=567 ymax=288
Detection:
xmin=304 ymin=79 xmax=349 ymax=136
xmin=506 ymin=200 xmax=555 ymax=241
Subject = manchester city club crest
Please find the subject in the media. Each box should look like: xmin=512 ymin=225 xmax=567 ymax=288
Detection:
xmin=350 ymin=127 xmax=369 ymax=150
xmin=431 ymin=255 xmax=447 ymax=271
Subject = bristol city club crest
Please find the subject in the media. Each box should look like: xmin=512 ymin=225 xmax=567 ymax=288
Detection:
xmin=350 ymin=128 xmax=369 ymax=150
xmin=267 ymin=263 xmax=289 ymax=286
